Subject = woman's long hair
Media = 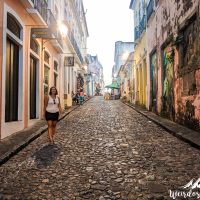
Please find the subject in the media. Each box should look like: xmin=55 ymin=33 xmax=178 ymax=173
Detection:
xmin=49 ymin=86 xmax=58 ymax=95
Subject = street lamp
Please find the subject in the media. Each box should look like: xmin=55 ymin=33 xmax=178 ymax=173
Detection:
xmin=83 ymin=65 xmax=88 ymax=71
xmin=57 ymin=21 xmax=68 ymax=37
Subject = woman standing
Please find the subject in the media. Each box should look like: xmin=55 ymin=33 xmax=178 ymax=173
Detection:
xmin=44 ymin=86 xmax=62 ymax=144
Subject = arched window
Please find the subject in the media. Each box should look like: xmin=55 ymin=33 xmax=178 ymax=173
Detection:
xmin=44 ymin=51 xmax=50 ymax=64
xmin=30 ymin=39 xmax=39 ymax=54
xmin=7 ymin=13 xmax=22 ymax=38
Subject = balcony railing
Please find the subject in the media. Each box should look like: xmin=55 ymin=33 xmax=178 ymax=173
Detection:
xmin=134 ymin=15 xmax=146 ymax=41
xmin=34 ymin=0 xmax=56 ymax=26
xmin=147 ymin=0 xmax=154 ymax=22
xmin=34 ymin=0 xmax=48 ymax=23
xmin=68 ymin=32 xmax=84 ymax=64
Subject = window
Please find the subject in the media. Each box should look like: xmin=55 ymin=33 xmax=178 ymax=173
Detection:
xmin=5 ymin=38 xmax=19 ymax=122
xmin=68 ymin=67 xmax=71 ymax=94
xmin=54 ymin=61 xmax=58 ymax=87
xmin=54 ymin=60 xmax=58 ymax=71
xmin=30 ymin=56 xmax=37 ymax=119
xmin=44 ymin=65 xmax=49 ymax=85
xmin=30 ymin=39 xmax=39 ymax=54
xmin=5 ymin=13 xmax=22 ymax=122
xmin=7 ymin=14 xmax=21 ymax=38
xmin=54 ymin=73 xmax=58 ymax=87
xmin=44 ymin=51 xmax=50 ymax=64
xmin=178 ymin=14 xmax=198 ymax=70
xmin=177 ymin=13 xmax=199 ymax=96
xmin=44 ymin=65 xmax=49 ymax=95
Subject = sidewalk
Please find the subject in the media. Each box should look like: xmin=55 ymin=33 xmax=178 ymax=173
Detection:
xmin=0 ymin=97 xmax=91 ymax=165
xmin=123 ymin=101 xmax=200 ymax=149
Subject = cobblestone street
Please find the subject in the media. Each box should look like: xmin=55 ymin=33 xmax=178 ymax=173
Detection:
xmin=1 ymin=97 xmax=200 ymax=200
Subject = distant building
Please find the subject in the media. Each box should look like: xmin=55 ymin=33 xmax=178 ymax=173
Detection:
xmin=86 ymin=55 xmax=104 ymax=96
xmin=130 ymin=0 xmax=147 ymax=107
xmin=118 ymin=52 xmax=134 ymax=102
xmin=112 ymin=41 xmax=134 ymax=81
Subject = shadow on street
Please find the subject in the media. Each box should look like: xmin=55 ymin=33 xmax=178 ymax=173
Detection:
xmin=31 ymin=144 xmax=61 ymax=168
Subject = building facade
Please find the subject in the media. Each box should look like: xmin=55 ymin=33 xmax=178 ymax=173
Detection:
xmin=62 ymin=0 xmax=89 ymax=108
xmin=118 ymin=52 xmax=134 ymax=102
xmin=130 ymin=0 xmax=200 ymax=131
xmin=130 ymin=0 xmax=147 ymax=107
xmin=112 ymin=41 xmax=134 ymax=82
xmin=0 ymin=0 xmax=88 ymax=139
xmin=146 ymin=0 xmax=200 ymax=130
xmin=86 ymin=55 xmax=104 ymax=96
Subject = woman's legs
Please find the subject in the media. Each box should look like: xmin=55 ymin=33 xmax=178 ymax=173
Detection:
xmin=47 ymin=120 xmax=53 ymax=143
xmin=52 ymin=121 xmax=57 ymax=139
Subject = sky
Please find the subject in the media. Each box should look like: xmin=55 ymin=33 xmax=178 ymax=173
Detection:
xmin=83 ymin=0 xmax=134 ymax=85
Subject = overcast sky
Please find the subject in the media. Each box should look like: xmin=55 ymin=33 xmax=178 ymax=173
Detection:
xmin=83 ymin=0 xmax=134 ymax=85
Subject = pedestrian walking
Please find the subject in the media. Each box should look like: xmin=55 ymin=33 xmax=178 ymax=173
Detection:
xmin=44 ymin=86 xmax=62 ymax=144
xmin=79 ymin=88 xmax=84 ymax=105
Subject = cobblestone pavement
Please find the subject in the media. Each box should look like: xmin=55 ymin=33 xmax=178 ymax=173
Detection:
xmin=1 ymin=97 xmax=200 ymax=200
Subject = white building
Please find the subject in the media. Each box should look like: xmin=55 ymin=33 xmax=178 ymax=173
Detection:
xmin=61 ymin=0 xmax=89 ymax=108
xmin=112 ymin=41 xmax=134 ymax=80
xmin=86 ymin=55 xmax=104 ymax=96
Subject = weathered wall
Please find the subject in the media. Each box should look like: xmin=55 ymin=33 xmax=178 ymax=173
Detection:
xmin=146 ymin=0 xmax=200 ymax=131
xmin=134 ymin=32 xmax=147 ymax=107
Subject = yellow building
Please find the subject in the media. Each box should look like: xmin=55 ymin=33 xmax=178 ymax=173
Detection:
xmin=134 ymin=33 xmax=147 ymax=106
xmin=130 ymin=0 xmax=147 ymax=107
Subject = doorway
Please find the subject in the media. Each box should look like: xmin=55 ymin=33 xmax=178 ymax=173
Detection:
xmin=5 ymin=37 xmax=19 ymax=122
xmin=30 ymin=56 xmax=37 ymax=119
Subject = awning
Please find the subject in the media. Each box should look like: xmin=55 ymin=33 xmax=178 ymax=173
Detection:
xmin=105 ymin=83 xmax=120 ymax=89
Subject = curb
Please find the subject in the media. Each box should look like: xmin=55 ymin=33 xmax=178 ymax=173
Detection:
xmin=122 ymin=101 xmax=200 ymax=149
xmin=0 ymin=97 xmax=92 ymax=166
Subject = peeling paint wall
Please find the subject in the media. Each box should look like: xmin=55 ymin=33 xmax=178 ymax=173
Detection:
xmin=146 ymin=0 xmax=200 ymax=131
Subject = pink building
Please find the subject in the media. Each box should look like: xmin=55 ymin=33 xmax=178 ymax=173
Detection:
xmin=0 ymin=0 xmax=89 ymax=139
xmin=146 ymin=0 xmax=200 ymax=131
xmin=0 ymin=0 xmax=64 ymax=139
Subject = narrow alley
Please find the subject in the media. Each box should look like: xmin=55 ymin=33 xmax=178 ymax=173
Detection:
xmin=0 ymin=97 xmax=200 ymax=200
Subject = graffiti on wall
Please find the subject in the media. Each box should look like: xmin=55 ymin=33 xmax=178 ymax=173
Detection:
xmin=176 ymin=13 xmax=200 ymax=131
xmin=178 ymin=13 xmax=199 ymax=74
xmin=162 ymin=46 xmax=175 ymax=120
xmin=150 ymin=52 xmax=158 ymax=112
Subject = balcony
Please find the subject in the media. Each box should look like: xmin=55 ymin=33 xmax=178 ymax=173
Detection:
xmin=134 ymin=15 xmax=146 ymax=41
xmin=147 ymin=0 xmax=155 ymax=22
xmin=68 ymin=31 xmax=84 ymax=64
xmin=27 ymin=0 xmax=56 ymax=26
